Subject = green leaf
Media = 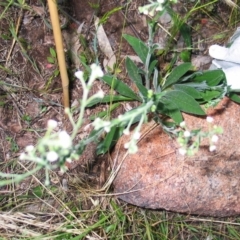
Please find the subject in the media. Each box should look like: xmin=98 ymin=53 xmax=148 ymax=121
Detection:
xmin=99 ymin=6 xmax=122 ymax=25
xmin=110 ymin=200 xmax=125 ymax=221
xmin=180 ymin=50 xmax=191 ymax=62
xmin=87 ymin=95 xmax=133 ymax=107
xmin=53 ymin=69 xmax=59 ymax=77
xmin=178 ymin=81 xmax=209 ymax=91
xmin=50 ymin=47 xmax=56 ymax=58
xmin=173 ymin=84 xmax=202 ymax=99
xmin=180 ymin=23 xmax=192 ymax=48
xmin=123 ymin=34 xmax=148 ymax=63
xmin=148 ymin=59 xmax=158 ymax=77
xmin=125 ymin=57 xmax=148 ymax=98
xmin=201 ymin=90 xmax=221 ymax=101
xmin=193 ymin=69 xmax=225 ymax=86
xmin=101 ymin=75 xmax=141 ymax=101
xmin=47 ymin=57 xmax=55 ymax=64
xmin=179 ymin=23 xmax=191 ymax=62
xmin=180 ymin=71 xmax=203 ymax=82
xmin=229 ymin=93 xmax=240 ymax=103
xmin=164 ymin=90 xmax=205 ymax=115
xmin=162 ymin=63 xmax=193 ymax=90
xmin=97 ymin=126 xmax=123 ymax=155
xmin=125 ymin=57 xmax=142 ymax=84
xmin=157 ymin=98 xmax=183 ymax=124
xmin=32 ymin=186 xmax=44 ymax=198
xmin=89 ymin=103 xmax=120 ymax=120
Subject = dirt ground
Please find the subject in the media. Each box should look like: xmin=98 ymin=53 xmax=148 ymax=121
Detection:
xmin=0 ymin=0 xmax=238 ymax=210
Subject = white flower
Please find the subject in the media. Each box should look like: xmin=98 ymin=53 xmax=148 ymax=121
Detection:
xmin=104 ymin=126 xmax=111 ymax=133
xmin=179 ymin=148 xmax=187 ymax=156
xmin=75 ymin=70 xmax=84 ymax=80
xmin=143 ymin=9 xmax=149 ymax=15
xmin=47 ymin=119 xmax=58 ymax=129
xmin=123 ymin=129 xmax=130 ymax=135
xmin=149 ymin=10 xmax=155 ymax=16
xmin=93 ymin=118 xmax=109 ymax=130
xmin=128 ymin=144 xmax=138 ymax=154
xmin=118 ymin=114 xmax=123 ymax=120
xmin=133 ymin=131 xmax=141 ymax=140
xmin=25 ymin=145 xmax=34 ymax=152
xmin=211 ymin=135 xmax=219 ymax=143
xmin=58 ymin=131 xmax=72 ymax=149
xmin=101 ymin=121 xmax=111 ymax=133
xmin=46 ymin=151 xmax=58 ymax=162
xmin=184 ymin=131 xmax=191 ymax=138
xmin=95 ymin=90 xmax=104 ymax=99
xmin=156 ymin=6 xmax=163 ymax=11
xmin=209 ymin=145 xmax=216 ymax=152
xmin=19 ymin=153 xmax=26 ymax=160
xmin=180 ymin=121 xmax=186 ymax=128
xmin=124 ymin=142 xmax=130 ymax=149
xmin=206 ymin=116 xmax=214 ymax=123
xmin=90 ymin=63 xmax=104 ymax=78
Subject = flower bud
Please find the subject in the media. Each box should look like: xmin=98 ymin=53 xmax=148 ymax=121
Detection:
xmin=209 ymin=145 xmax=216 ymax=152
xmin=47 ymin=119 xmax=58 ymax=129
xmin=179 ymin=148 xmax=186 ymax=156
xmin=46 ymin=151 xmax=59 ymax=162
xmin=211 ymin=135 xmax=219 ymax=143
xmin=206 ymin=116 xmax=214 ymax=123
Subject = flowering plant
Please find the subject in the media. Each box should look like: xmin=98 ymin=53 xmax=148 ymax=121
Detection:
xmin=2 ymin=0 xmax=239 ymax=187
xmin=177 ymin=117 xmax=223 ymax=156
xmin=1 ymin=64 xmax=105 ymax=186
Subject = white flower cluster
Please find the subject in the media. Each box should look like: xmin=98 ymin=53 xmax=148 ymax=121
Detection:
xmin=20 ymin=119 xmax=73 ymax=167
xmin=177 ymin=116 xmax=223 ymax=157
xmin=123 ymin=130 xmax=141 ymax=154
xmin=75 ymin=63 xmax=104 ymax=87
xmin=92 ymin=118 xmax=111 ymax=132
xmin=139 ymin=0 xmax=177 ymax=16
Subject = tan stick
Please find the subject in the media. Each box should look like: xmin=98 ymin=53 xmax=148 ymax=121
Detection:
xmin=47 ymin=0 xmax=69 ymax=108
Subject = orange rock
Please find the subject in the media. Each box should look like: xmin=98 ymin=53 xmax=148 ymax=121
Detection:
xmin=112 ymin=98 xmax=240 ymax=217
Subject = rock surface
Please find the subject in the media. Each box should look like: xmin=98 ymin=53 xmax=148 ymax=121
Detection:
xmin=112 ymin=98 xmax=240 ymax=217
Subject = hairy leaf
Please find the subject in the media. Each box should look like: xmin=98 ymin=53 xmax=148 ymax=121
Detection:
xmin=126 ymin=57 xmax=148 ymax=98
xmin=173 ymin=84 xmax=202 ymax=99
xmin=201 ymin=90 xmax=221 ymax=101
xmin=229 ymin=93 xmax=240 ymax=103
xmin=162 ymin=63 xmax=193 ymax=90
xmin=97 ymin=126 xmax=123 ymax=155
xmin=89 ymin=103 xmax=120 ymax=120
xmin=87 ymin=95 xmax=133 ymax=107
xmin=148 ymin=59 xmax=158 ymax=77
xmin=193 ymin=69 xmax=225 ymax=86
xmin=157 ymin=99 xmax=183 ymax=124
xmin=123 ymin=34 xmax=148 ymax=63
xmin=102 ymin=75 xmax=141 ymax=101
xmin=164 ymin=90 xmax=205 ymax=115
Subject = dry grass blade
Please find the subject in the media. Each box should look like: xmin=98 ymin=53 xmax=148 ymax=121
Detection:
xmin=224 ymin=0 xmax=240 ymax=9
xmin=0 ymin=212 xmax=86 ymax=237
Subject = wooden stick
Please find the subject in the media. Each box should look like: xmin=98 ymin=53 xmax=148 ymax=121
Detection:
xmin=47 ymin=0 xmax=69 ymax=108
